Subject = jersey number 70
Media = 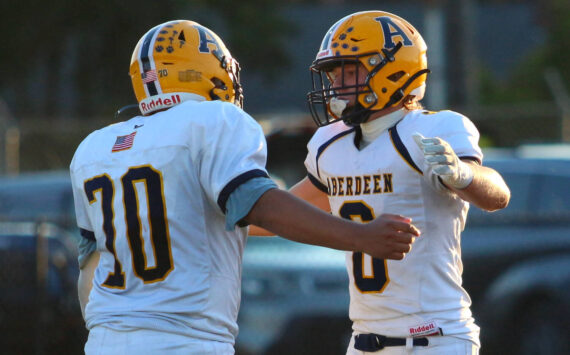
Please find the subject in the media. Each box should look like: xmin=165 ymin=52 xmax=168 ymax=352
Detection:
xmin=339 ymin=201 xmax=389 ymax=293
xmin=84 ymin=165 xmax=173 ymax=289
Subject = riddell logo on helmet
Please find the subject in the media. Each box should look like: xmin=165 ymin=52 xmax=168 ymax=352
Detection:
xmin=140 ymin=94 xmax=181 ymax=114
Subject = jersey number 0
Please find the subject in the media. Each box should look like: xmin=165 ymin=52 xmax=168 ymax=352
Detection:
xmin=84 ymin=165 xmax=173 ymax=289
xmin=339 ymin=201 xmax=389 ymax=293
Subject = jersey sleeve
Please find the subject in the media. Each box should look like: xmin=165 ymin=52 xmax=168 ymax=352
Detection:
xmin=304 ymin=137 xmax=328 ymax=193
xmin=70 ymin=157 xmax=93 ymax=233
xmin=404 ymin=110 xmax=483 ymax=192
xmin=303 ymin=124 xmax=348 ymax=193
xmin=70 ymin=154 xmax=99 ymax=266
xmin=304 ymin=134 xmax=319 ymax=179
xmin=195 ymin=103 xmax=271 ymax=215
xmin=427 ymin=111 xmax=483 ymax=163
xmin=224 ymin=177 xmax=278 ymax=230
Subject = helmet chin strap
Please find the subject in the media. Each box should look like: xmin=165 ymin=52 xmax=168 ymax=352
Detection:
xmin=339 ymin=67 xmax=429 ymax=126
xmin=115 ymin=104 xmax=141 ymax=120
xmin=341 ymin=102 xmax=377 ymax=126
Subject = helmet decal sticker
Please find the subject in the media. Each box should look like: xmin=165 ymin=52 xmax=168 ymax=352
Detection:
xmin=317 ymin=14 xmax=352 ymax=58
xmin=374 ymin=16 xmax=412 ymax=49
xmin=178 ymin=70 xmax=202 ymax=82
xmin=155 ymin=27 xmax=186 ymax=55
xmin=194 ymin=25 xmax=222 ymax=54
xmin=139 ymin=25 xmax=160 ymax=96
xmin=166 ymin=29 xmax=177 ymax=53
xmin=142 ymin=70 xmax=158 ymax=84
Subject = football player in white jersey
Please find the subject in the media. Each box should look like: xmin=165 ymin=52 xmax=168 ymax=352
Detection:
xmin=70 ymin=20 xmax=421 ymax=355
xmin=251 ymin=10 xmax=510 ymax=355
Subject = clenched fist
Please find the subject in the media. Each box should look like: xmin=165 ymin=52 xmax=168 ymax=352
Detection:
xmin=359 ymin=214 xmax=420 ymax=260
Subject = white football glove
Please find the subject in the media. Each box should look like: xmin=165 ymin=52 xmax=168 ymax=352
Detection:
xmin=412 ymin=132 xmax=474 ymax=189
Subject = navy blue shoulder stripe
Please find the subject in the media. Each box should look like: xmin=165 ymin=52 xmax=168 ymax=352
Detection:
xmin=315 ymin=128 xmax=355 ymax=178
xmin=80 ymin=228 xmax=96 ymax=242
xmin=388 ymin=125 xmax=423 ymax=175
xmin=308 ymin=173 xmax=329 ymax=194
xmin=217 ymin=169 xmax=270 ymax=213
xmin=140 ymin=26 xmax=159 ymax=96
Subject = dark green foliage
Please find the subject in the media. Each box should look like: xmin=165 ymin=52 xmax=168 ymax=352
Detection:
xmin=0 ymin=0 xmax=294 ymax=117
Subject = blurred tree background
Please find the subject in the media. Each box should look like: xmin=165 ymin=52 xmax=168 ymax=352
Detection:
xmin=0 ymin=0 xmax=292 ymax=117
xmin=0 ymin=0 xmax=568 ymax=174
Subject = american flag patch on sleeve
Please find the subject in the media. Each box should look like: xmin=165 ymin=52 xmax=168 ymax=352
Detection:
xmin=111 ymin=132 xmax=136 ymax=152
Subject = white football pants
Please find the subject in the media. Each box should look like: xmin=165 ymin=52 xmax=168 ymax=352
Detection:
xmin=85 ymin=326 xmax=234 ymax=355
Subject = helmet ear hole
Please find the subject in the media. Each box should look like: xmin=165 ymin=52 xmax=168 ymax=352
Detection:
xmin=387 ymin=71 xmax=405 ymax=82
xmin=211 ymin=77 xmax=227 ymax=90
xmin=210 ymin=77 xmax=228 ymax=101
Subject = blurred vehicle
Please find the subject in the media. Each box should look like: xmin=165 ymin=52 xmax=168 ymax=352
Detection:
xmin=0 ymin=221 xmax=85 ymax=353
xmin=463 ymin=158 xmax=570 ymax=355
xmin=236 ymin=157 xmax=570 ymax=355
xmin=0 ymin=171 xmax=86 ymax=353
xmin=236 ymin=238 xmax=350 ymax=355
xmin=0 ymin=170 xmax=76 ymax=231
xmin=2 ymin=155 xmax=569 ymax=355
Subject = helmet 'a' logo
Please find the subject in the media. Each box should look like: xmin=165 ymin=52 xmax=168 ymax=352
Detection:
xmin=374 ymin=16 xmax=412 ymax=49
xmin=193 ymin=25 xmax=222 ymax=54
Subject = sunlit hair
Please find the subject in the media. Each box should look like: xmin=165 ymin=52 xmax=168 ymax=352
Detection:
xmin=403 ymin=95 xmax=423 ymax=111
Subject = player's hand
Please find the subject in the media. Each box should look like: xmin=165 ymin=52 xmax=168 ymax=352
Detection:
xmin=360 ymin=214 xmax=420 ymax=260
xmin=412 ymin=132 xmax=474 ymax=189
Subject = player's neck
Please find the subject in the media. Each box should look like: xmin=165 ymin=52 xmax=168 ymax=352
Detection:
xmin=360 ymin=108 xmax=406 ymax=148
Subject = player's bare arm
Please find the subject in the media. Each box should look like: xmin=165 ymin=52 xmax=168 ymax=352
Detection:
xmin=289 ymin=176 xmax=332 ymax=212
xmin=245 ymin=188 xmax=420 ymax=260
xmin=450 ymin=161 xmax=511 ymax=211
xmin=78 ymin=251 xmax=100 ymax=319
xmin=249 ymin=176 xmax=331 ymax=236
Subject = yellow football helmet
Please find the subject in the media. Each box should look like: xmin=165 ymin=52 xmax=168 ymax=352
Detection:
xmin=130 ymin=20 xmax=243 ymax=115
xmin=307 ymin=11 xmax=429 ymax=126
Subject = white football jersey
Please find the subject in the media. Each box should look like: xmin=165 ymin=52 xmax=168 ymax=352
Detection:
xmin=305 ymin=110 xmax=482 ymax=346
xmin=70 ymin=99 xmax=269 ymax=344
